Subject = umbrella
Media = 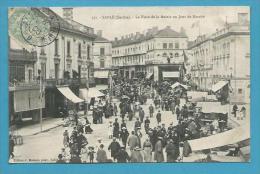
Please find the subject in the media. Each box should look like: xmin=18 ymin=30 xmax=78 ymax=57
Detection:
xmin=121 ymin=95 xmax=130 ymax=99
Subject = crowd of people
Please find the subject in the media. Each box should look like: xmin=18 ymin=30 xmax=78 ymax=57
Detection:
xmin=55 ymin=77 xmax=243 ymax=163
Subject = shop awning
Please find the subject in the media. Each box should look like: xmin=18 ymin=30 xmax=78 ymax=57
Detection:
xmin=57 ymin=87 xmax=84 ymax=103
xmin=94 ymin=70 xmax=109 ymax=78
xmin=79 ymin=88 xmax=105 ymax=100
xmin=146 ymin=72 xmax=153 ymax=79
xmin=196 ymin=102 xmax=228 ymax=114
xmin=187 ymin=91 xmax=208 ymax=102
xmin=188 ymin=123 xmax=250 ymax=151
xmin=162 ymin=71 xmax=179 ymax=78
xmin=211 ymin=81 xmax=229 ymax=93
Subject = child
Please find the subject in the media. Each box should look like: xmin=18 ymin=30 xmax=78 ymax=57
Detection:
xmin=88 ymin=146 xmax=95 ymax=163
xmin=108 ymin=121 xmax=113 ymax=139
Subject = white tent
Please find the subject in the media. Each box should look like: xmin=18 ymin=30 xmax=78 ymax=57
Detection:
xmin=57 ymin=87 xmax=84 ymax=103
xmin=211 ymin=81 xmax=229 ymax=93
xmin=196 ymin=102 xmax=228 ymax=114
xmin=188 ymin=123 xmax=250 ymax=151
xmin=79 ymin=88 xmax=105 ymax=101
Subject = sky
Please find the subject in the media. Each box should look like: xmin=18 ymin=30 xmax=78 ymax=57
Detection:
xmin=51 ymin=6 xmax=249 ymax=41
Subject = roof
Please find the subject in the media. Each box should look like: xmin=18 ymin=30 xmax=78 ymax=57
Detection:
xmin=94 ymin=35 xmax=110 ymax=43
xmin=35 ymin=8 xmax=97 ymax=40
xmin=112 ymin=26 xmax=187 ymax=48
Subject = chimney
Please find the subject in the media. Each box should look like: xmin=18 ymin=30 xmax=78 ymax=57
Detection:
xmin=63 ymin=8 xmax=73 ymax=21
xmin=97 ymin=30 xmax=103 ymax=37
xmin=238 ymin=13 xmax=249 ymax=25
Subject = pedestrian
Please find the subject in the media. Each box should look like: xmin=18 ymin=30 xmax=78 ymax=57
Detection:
xmin=143 ymin=138 xmax=152 ymax=162
xmin=233 ymin=104 xmax=238 ymax=118
xmin=134 ymin=117 xmax=141 ymax=132
xmin=139 ymin=107 xmax=145 ymax=123
xmin=121 ymin=119 xmax=127 ymax=131
xmin=149 ymin=104 xmax=154 ymax=118
xmin=77 ymin=132 xmax=88 ymax=156
xmin=120 ymin=127 xmax=129 ymax=147
xmin=115 ymin=146 xmax=130 ymax=163
xmin=63 ymin=130 xmax=69 ymax=148
xmin=108 ymin=121 xmax=113 ymax=139
xmin=114 ymin=103 xmax=118 ymax=116
xmin=108 ymin=137 xmax=121 ymax=161
xmin=96 ymin=144 xmax=108 ymax=163
xmin=240 ymin=106 xmax=246 ymax=120
xmin=56 ymin=154 xmax=66 ymax=163
xmin=144 ymin=117 xmax=150 ymax=133
xmin=156 ymin=110 xmax=162 ymax=125
xmin=84 ymin=117 xmax=93 ymax=134
xmin=127 ymin=131 xmax=139 ymax=151
xmin=88 ymin=146 xmax=95 ymax=163
xmin=165 ymin=139 xmax=179 ymax=162
xmin=81 ymin=146 xmax=89 ymax=163
xmin=95 ymin=138 xmax=103 ymax=151
xmin=154 ymin=137 xmax=164 ymax=162
xmin=175 ymin=105 xmax=180 ymax=120
xmin=113 ymin=118 xmax=120 ymax=138
xmin=9 ymin=135 xmax=15 ymax=159
xmin=130 ymin=146 xmax=143 ymax=162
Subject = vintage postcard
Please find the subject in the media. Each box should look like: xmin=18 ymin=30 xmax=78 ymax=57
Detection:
xmin=8 ymin=6 xmax=250 ymax=163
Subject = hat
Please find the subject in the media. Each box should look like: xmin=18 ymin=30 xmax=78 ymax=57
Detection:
xmin=134 ymin=146 xmax=141 ymax=151
xmin=122 ymin=127 xmax=127 ymax=130
xmin=158 ymin=137 xmax=163 ymax=140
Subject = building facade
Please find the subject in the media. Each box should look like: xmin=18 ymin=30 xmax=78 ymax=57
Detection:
xmin=93 ymin=30 xmax=113 ymax=85
xmin=9 ymin=8 xmax=97 ymax=124
xmin=112 ymin=26 xmax=188 ymax=82
xmin=188 ymin=13 xmax=250 ymax=104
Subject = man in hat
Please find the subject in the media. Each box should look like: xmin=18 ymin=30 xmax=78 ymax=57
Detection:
xmin=127 ymin=131 xmax=139 ymax=151
xmin=120 ymin=127 xmax=129 ymax=147
xmin=144 ymin=117 xmax=151 ymax=134
xmin=134 ymin=118 xmax=141 ymax=132
xmin=149 ymin=104 xmax=154 ymax=118
xmin=165 ymin=139 xmax=179 ymax=162
xmin=139 ymin=107 xmax=145 ymax=123
xmin=115 ymin=146 xmax=130 ymax=163
xmin=156 ymin=110 xmax=162 ymax=125
xmin=108 ymin=137 xmax=121 ymax=161
xmin=120 ymin=119 xmax=127 ymax=131
xmin=96 ymin=144 xmax=108 ymax=163
xmin=130 ymin=146 xmax=143 ymax=162
xmin=113 ymin=103 xmax=118 ymax=116
xmin=113 ymin=118 xmax=120 ymax=138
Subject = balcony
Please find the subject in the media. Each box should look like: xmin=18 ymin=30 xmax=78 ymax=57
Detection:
xmin=45 ymin=78 xmax=88 ymax=88
xmin=9 ymin=80 xmax=40 ymax=91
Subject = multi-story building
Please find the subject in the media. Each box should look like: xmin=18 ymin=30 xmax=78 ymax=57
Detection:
xmin=9 ymin=8 xmax=97 ymax=124
xmin=112 ymin=26 xmax=188 ymax=82
xmin=189 ymin=13 xmax=250 ymax=104
xmin=93 ymin=30 xmax=112 ymax=85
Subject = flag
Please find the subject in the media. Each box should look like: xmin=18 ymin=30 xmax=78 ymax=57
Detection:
xmin=191 ymin=21 xmax=200 ymax=28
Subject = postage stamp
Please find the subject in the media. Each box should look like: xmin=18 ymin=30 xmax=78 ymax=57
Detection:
xmin=9 ymin=8 xmax=60 ymax=48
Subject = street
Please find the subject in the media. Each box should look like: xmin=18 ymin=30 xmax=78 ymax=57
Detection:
xmin=12 ymin=98 xmax=178 ymax=163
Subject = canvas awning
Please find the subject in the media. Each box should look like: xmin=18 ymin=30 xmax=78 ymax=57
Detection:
xmin=79 ymin=88 xmax=105 ymax=101
xmin=57 ymin=87 xmax=84 ymax=103
xmin=188 ymin=123 xmax=250 ymax=151
xmin=187 ymin=91 xmax=208 ymax=102
xmin=94 ymin=70 xmax=109 ymax=78
xmin=162 ymin=71 xmax=179 ymax=78
xmin=196 ymin=102 xmax=228 ymax=114
xmin=146 ymin=72 xmax=153 ymax=79
xmin=211 ymin=81 xmax=229 ymax=93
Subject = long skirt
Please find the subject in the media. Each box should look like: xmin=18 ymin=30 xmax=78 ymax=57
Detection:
xmin=143 ymin=147 xmax=152 ymax=162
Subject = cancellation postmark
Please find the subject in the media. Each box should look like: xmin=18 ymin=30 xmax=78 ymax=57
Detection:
xmin=20 ymin=8 xmax=60 ymax=47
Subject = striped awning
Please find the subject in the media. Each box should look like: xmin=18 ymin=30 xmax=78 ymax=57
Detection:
xmin=57 ymin=87 xmax=84 ymax=103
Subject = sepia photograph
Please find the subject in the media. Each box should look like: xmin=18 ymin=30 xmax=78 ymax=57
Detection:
xmin=8 ymin=6 xmax=250 ymax=163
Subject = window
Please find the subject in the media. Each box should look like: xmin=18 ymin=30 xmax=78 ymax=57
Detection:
xmin=238 ymin=88 xmax=243 ymax=94
xmin=100 ymin=59 xmax=105 ymax=68
xmin=87 ymin=45 xmax=90 ymax=59
xmin=100 ymin=47 xmax=105 ymax=56
xmin=9 ymin=63 xmax=25 ymax=82
xmin=41 ymin=63 xmax=46 ymax=80
xmin=78 ymin=43 xmax=81 ymax=58
xmin=163 ymin=43 xmax=167 ymax=49
xmin=163 ymin=53 xmax=167 ymax=57
xmin=67 ymin=41 xmax=71 ymax=57
xmin=54 ymin=39 xmax=59 ymax=56
xmin=175 ymin=42 xmax=179 ymax=49
xmin=55 ymin=64 xmax=59 ymax=79
xmin=169 ymin=43 xmax=173 ymax=49
xmin=40 ymin=48 xmax=45 ymax=55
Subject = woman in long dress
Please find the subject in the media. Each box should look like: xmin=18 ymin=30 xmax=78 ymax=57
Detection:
xmin=143 ymin=138 xmax=152 ymax=162
xmin=81 ymin=146 xmax=89 ymax=163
